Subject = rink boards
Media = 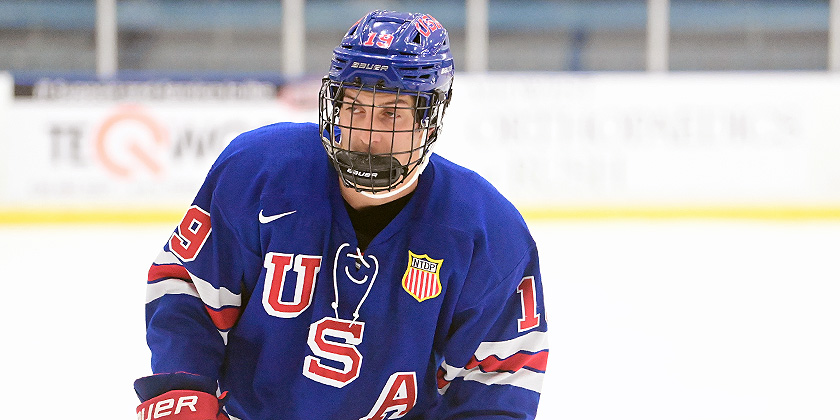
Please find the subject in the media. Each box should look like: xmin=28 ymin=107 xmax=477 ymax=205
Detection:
xmin=2 ymin=72 xmax=840 ymax=222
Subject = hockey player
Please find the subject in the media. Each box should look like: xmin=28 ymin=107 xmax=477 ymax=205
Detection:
xmin=136 ymin=10 xmax=548 ymax=420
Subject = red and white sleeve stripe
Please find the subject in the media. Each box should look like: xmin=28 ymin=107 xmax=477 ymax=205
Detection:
xmin=437 ymin=330 xmax=549 ymax=394
xmin=146 ymin=249 xmax=243 ymax=335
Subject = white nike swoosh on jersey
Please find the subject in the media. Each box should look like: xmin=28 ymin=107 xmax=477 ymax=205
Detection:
xmin=259 ymin=210 xmax=297 ymax=223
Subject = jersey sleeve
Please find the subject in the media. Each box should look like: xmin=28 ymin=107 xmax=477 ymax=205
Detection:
xmin=434 ymin=245 xmax=549 ymax=419
xmin=144 ymin=140 xmax=262 ymax=380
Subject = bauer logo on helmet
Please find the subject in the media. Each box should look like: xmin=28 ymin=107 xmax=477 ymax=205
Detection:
xmin=350 ymin=62 xmax=390 ymax=71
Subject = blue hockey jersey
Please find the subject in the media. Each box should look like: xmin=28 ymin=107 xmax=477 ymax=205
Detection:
xmin=144 ymin=122 xmax=549 ymax=419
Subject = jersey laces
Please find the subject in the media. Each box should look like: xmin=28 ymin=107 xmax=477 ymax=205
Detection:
xmin=331 ymin=243 xmax=379 ymax=324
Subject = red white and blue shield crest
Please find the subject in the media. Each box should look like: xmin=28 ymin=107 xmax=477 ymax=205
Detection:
xmin=401 ymin=251 xmax=443 ymax=302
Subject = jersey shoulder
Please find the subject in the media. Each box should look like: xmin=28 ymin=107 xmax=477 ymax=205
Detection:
xmin=426 ymin=153 xmax=529 ymax=234
xmin=198 ymin=121 xmax=333 ymax=225
xmin=422 ymin=153 xmax=536 ymax=263
xmin=214 ymin=121 xmax=323 ymax=170
xmin=208 ymin=121 xmax=328 ymax=190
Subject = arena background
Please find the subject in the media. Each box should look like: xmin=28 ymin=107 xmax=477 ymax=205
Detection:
xmin=1 ymin=1 xmax=838 ymax=419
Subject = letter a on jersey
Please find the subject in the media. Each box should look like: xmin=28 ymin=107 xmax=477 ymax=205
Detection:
xmin=360 ymin=372 xmax=417 ymax=420
xmin=401 ymin=251 xmax=443 ymax=302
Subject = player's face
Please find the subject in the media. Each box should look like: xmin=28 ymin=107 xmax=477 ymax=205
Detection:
xmin=337 ymin=88 xmax=424 ymax=166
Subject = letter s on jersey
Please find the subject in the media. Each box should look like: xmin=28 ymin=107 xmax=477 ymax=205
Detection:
xmin=303 ymin=317 xmax=364 ymax=388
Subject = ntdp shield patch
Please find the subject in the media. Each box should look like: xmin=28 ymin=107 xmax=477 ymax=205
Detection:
xmin=401 ymin=251 xmax=443 ymax=302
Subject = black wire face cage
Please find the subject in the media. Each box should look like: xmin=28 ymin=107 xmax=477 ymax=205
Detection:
xmin=319 ymin=78 xmax=448 ymax=194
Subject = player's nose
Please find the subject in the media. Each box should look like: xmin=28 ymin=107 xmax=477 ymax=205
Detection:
xmin=351 ymin=126 xmax=390 ymax=151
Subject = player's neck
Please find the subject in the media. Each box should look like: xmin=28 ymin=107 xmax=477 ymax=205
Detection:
xmin=340 ymin=178 xmax=418 ymax=210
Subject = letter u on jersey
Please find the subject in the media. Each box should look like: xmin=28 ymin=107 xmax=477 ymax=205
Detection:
xmin=262 ymin=252 xmax=323 ymax=318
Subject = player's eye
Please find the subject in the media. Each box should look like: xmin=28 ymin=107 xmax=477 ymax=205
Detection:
xmin=345 ymin=104 xmax=365 ymax=114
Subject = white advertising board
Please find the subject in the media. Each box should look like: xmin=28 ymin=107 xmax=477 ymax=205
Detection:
xmin=2 ymin=73 xmax=840 ymax=220
xmin=1 ymin=94 xmax=314 ymax=213
xmin=0 ymin=72 xmax=11 ymax=200
xmin=438 ymin=73 xmax=840 ymax=210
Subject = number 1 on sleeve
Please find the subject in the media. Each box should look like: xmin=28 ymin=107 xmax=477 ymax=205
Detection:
xmin=516 ymin=276 xmax=541 ymax=332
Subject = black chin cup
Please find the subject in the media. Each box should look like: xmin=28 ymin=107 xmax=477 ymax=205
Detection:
xmin=334 ymin=150 xmax=406 ymax=190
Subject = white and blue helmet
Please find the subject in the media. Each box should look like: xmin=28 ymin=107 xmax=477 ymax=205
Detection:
xmin=319 ymin=10 xmax=454 ymax=195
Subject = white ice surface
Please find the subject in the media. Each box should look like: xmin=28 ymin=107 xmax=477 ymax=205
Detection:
xmin=1 ymin=220 xmax=838 ymax=419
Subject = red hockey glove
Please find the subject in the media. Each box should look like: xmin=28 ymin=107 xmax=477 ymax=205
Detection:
xmin=135 ymin=372 xmax=228 ymax=420
xmin=136 ymin=389 xmax=228 ymax=420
